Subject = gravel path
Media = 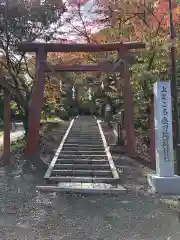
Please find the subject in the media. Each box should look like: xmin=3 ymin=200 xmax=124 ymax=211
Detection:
xmin=0 ymin=123 xmax=180 ymax=240
xmin=0 ymin=156 xmax=179 ymax=240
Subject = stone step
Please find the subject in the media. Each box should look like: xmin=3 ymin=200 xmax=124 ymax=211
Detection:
xmin=70 ymin=129 xmax=98 ymax=131
xmin=62 ymin=148 xmax=105 ymax=152
xmin=51 ymin=169 xmax=112 ymax=177
xmin=69 ymin=126 xmax=97 ymax=128
xmin=62 ymin=144 xmax=104 ymax=148
xmin=37 ymin=183 xmax=126 ymax=195
xmin=68 ymin=131 xmax=99 ymax=133
xmin=67 ymin=138 xmax=101 ymax=141
xmin=67 ymin=131 xmax=99 ymax=133
xmin=66 ymin=138 xmax=102 ymax=141
xmin=65 ymin=139 xmax=103 ymax=145
xmin=43 ymin=116 xmax=120 ymax=194
xmin=71 ymin=131 xmax=99 ymax=133
xmin=68 ymin=130 xmax=99 ymax=131
xmin=46 ymin=176 xmax=115 ymax=183
xmin=68 ymin=132 xmax=100 ymax=134
xmin=60 ymin=150 xmax=105 ymax=155
xmin=71 ymin=128 xmax=98 ymax=129
xmin=54 ymin=164 xmax=110 ymax=170
xmin=69 ymin=131 xmax=99 ymax=133
xmin=56 ymin=159 xmax=108 ymax=164
xmin=58 ymin=153 xmax=107 ymax=160
xmin=68 ymin=136 xmax=101 ymax=138
xmin=63 ymin=143 xmax=103 ymax=146
xmin=69 ymin=129 xmax=98 ymax=130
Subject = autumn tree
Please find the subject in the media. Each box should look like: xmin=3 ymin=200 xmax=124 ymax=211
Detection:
xmin=0 ymin=0 xmax=65 ymax=133
xmin=60 ymin=0 xmax=180 ymax=143
xmin=94 ymin=0 xmax=180 ymax=144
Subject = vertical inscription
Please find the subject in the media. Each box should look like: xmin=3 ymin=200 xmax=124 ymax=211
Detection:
xmin=160 ymin=86 xmax=170 ymax=162
xmin=154 ymin=81 xmax=174 ymax=177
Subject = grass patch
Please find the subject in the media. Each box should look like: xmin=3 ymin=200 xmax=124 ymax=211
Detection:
xmin=0 ymin=131 xmax=3 ymax=136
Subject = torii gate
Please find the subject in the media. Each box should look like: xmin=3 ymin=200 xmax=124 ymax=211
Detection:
xmin=17 ymin=41 xmax=145 ymax=158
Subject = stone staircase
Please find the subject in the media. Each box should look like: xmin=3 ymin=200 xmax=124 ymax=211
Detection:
xmin=37 ymin=116 xmax=126 ymax=194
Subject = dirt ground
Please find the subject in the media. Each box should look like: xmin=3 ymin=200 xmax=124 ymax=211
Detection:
xmin=0 ymin=121 xmax=180 ymax=240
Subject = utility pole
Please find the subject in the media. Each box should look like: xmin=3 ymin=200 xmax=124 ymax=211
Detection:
xmin=168 ymin=0 xmax=180 ymax=174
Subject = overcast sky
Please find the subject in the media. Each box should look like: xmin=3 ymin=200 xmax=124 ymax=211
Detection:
xmin=56 ymin=0 xmax=102 ymax=42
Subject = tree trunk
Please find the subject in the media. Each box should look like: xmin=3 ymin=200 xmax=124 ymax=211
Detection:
xmin=16 ymin=101 xmax=29 ymax=136
xmin=22 ymin=110 xmax=29 ymax=136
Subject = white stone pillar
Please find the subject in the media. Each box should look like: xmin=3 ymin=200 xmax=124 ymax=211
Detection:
xmin=148 ymin=81 xmax=180 ymax=194
xmin=154 ymin=81 xmax=174 ymax=177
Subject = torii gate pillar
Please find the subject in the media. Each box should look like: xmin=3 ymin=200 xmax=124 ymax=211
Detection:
xmin=123 ymin=62 xmax=136 ymax=157
xmin=25 ymin=48 xmax=46 ymax=156
xmin=3 ymin=89 xmax=11 ymax=165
